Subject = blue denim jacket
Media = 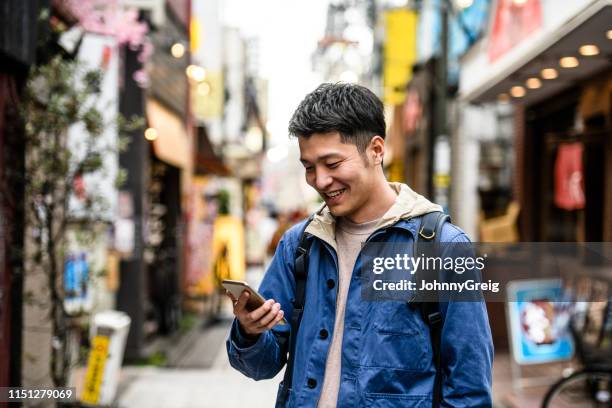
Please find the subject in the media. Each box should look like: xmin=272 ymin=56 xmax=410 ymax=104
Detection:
xmin=227 ymin=186 xmax=493 ymax=407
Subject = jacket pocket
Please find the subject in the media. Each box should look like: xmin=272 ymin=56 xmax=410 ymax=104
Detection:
xmin=361 ymin=302 xmax=429 ymax=371
xmin=365 ymin=392 xmax=431 ymax=408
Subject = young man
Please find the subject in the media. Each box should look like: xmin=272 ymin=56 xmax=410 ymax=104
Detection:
xmin=226 ymin=83 xmax=493 ymax=407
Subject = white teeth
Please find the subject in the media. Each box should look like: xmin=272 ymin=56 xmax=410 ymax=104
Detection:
xmin=326 ymin=189 xmax=345 ymax=198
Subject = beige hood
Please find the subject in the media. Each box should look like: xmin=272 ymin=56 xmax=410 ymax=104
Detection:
xmin=305 ymin=182 xmax=442 ymax=251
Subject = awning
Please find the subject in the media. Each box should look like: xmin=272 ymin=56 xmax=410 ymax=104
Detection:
xmin=193 ymin=126 xmax=230 ymax=176
xmin=146 ymin=98 xmax=190 ymax=169
xmin=460 ymin=1 xmax=611 ymax=105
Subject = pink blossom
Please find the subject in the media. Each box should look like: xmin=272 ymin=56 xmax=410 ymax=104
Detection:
xmin=132 ymin=69 xmax=150 ymax=88
xmin=66 ymin=0 xmax=153 ymax=63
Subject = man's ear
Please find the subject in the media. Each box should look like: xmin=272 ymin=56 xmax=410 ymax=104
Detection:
xmin=369 ymin=135 xmax=385 ymax=166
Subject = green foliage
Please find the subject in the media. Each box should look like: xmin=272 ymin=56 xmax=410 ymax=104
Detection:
xmin=179 ymin=312 xmax=198 ymax=335
xmin=21 ymin=54 xmax=143 ymax=387
xmin=136 ymin=351 xmax=168 ymax=367
xmin=22 ymin=54 xmax=141 ymax=226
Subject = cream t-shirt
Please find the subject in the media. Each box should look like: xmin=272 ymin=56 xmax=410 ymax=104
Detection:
xmin=317 ymin=217 xmax=380 ymax=408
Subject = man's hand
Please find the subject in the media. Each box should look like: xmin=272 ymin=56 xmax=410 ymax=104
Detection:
xmin=226 ymin=290 xmax=285 ymax=337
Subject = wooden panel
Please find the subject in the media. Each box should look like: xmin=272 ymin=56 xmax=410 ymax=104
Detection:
xmin=0 ymin=0 xmax=43 ymax=66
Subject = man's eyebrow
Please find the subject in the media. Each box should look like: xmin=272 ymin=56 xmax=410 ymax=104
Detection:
xmin=299 ymin=153 xmax=343 ymax=164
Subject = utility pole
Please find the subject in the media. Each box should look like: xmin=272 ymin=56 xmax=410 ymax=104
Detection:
xmin=433 ymin=0 xmax=451 ymax=213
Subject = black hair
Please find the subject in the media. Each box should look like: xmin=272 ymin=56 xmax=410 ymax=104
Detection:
xmin=288 ymin=83 xmax=386 ymax=154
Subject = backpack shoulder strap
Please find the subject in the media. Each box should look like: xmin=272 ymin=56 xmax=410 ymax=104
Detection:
xmin=413 ymin=211 xmax=450 ymax=408
xmin=278 ymin=215 xmax=314 ymax=404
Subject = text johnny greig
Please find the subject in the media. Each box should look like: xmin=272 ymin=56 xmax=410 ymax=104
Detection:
xmin=370 ymin=253 xmax=500 ymax=294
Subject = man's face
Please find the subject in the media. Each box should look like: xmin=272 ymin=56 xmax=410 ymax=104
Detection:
xmin=298 ymin=132 xmax=377 ymax=219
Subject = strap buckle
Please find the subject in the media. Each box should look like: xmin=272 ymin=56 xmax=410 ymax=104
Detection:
xmin=419 ymin=226 xmax=436 ymax=240
xmin=427 ymin=311 xmax=443 ymax=327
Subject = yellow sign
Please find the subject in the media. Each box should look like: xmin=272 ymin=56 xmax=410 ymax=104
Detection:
xmin=193 ymin=71 xmax=224 ymax=120
xmin=212 ymin=215 xmax=246 ymax=282
xmin=388 ymin=159 xmax=405 ymax=183
xmin=384 ymin=9 xmax=418 ymax=105
xmin=81 ymin=335 xmax=110 ymax=404
xmin=190 ymin=17 xmax=200 ymax=54
xmin=434 ymin=174 xmax=450 ymax=188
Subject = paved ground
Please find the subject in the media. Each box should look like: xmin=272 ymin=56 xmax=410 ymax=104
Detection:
xmin=116 ymin=340 xmax=283 ymax=408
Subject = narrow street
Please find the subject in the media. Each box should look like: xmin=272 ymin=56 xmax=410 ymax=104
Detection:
xmin=116 ymin=319 xmax=282 ymax=408
xmin=2 ymin=1 xmax=611 ymax=407
xmin=116 ymin=268 xmax=281 ymax=408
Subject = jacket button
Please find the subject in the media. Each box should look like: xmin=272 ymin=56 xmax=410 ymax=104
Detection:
xmin=319 ymin=329 xmax=328 ymax=339
xmin=307 ymin=378 xmax=317 ymax=388
xmin=327 ymin=279 xmax=335 ymax=289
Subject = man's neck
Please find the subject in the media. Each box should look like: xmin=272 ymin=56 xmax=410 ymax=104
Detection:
xmin=344 ymin=181 xmax=397 ymax=224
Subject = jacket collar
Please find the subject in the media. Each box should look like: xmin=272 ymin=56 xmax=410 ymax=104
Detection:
xmin=305 ymin=182 xmax=442 ymax=251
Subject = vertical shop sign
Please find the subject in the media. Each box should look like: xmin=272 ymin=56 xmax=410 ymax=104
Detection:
xmin=81 ymin=335 xmax=110 ymax=404
xmin=402 ymin=89 xmax=422 ymax=136
xmin=68 ymin=34 xmax=119 ymax=221
xmin=64 ymin=253 xmax=90 ymax=314
xmin=193 ymin=71 xmax=223 ymax=120
xmin=212 ymin=215 xmax=245 ymax=282
xmin=488 ymin=0 xmax=542 ymax=62
xmin=81 ymin=312 xmax=131 ymax=406
xmin=384 ymin=9 xmax=418 ymax=106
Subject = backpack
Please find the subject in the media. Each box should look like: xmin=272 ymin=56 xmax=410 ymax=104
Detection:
xmin=278 ymin=211 xmax=450 ymax=408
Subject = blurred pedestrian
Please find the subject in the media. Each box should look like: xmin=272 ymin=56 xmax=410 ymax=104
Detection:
xmin=266 ymin=212 xmax=290 ymax=256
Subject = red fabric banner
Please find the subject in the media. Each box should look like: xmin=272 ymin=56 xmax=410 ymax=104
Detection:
xmin=554 ymin=143 xmax=585 ymax=211
xmin=488 ymin=0 xmax=542 ymax=62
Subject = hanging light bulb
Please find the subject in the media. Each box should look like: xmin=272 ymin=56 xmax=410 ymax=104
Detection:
xmin=510 ymin=86 xmax=526 ymax=98
xmin=526 ymin=78 xmax=542 ymax=89
xmin=559 ymin=56 xmax=579 ymax=68
xmin=541 ymin=68 xmax=558 ymax=80
xmin=578 ymin=45 xmax=599 ymax=56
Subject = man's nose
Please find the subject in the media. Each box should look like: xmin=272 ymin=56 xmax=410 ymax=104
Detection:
xmin=314 ymin=169 xmax=333 ymax=191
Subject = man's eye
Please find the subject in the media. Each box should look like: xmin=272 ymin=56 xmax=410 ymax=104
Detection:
xmin=305 ymin=166 xmax=314 ymax=172
xmin=327 ymin=162 xmax=340 ymax=169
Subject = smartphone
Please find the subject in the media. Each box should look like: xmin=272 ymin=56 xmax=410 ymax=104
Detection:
xmin=222 ymin=279 xmax=287 ymax=325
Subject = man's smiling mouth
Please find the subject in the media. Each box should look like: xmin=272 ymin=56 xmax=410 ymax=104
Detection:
xmin=325 ymin=189 xmax=346 ymax=198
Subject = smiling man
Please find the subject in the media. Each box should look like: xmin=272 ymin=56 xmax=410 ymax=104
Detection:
xmin=226 ymin=83 xmax=493 ymax=408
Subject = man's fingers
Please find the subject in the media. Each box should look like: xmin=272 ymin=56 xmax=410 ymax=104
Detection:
xmin=247 ymin=299 xmax=275 ymax=321
xmin=258 ymin=303 xmax=281 ymax=327
xmin=265 ymin=310 xmax=285 ymax=330
xmin=232 ymin=295 xmax=283 ymax=336
xmin=234 ymin=290 xmax=250 ymax=312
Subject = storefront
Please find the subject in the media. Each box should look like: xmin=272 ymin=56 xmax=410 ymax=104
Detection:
xmin=144 ymin=98 xmax=191 ymax=335
xmin=457 ymin=0 xmax=612 ymax=353
xmin=460 ymin=0 xmax=612 ymax=242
